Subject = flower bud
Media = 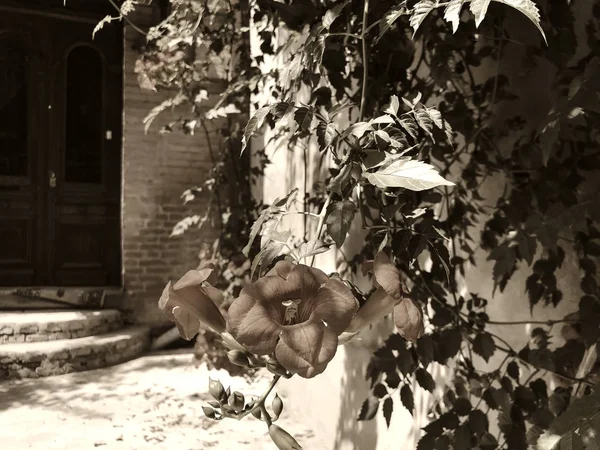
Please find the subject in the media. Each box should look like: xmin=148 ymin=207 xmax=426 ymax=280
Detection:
xmin=227 ymin=350 xmax=251 ymax=367
xmin=207 ymin=400 xmax=220 ymax=408
xmin=221 ymin=332 xmax=248 ymax=352
xmin=209 ymin=378 xmax=226 ymax=402
xmin=202 ymin=406 xmax=217 ymax=419
xmin=272 ymin=393 xmax=283 ymax=418
xmin=269 ymin=424 xmax=303 ymax=450
xmin=229 ymin=391 xmax=245 ymax=412
xmin=251 ymin=407 xmax=262 ymax=420
xmin=266 ymin=357 xmax=288 ymax=377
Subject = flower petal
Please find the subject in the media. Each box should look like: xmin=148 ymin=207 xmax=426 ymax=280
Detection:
xmin=346 ymin=287 xmax=398 ymax=333
xmin=202 ymin=284 xmax=224 ymax=306
xmin=302 ymin=279 xmax=358 ymax=334
xmin=227 ymin=292 xmax=282 ymax=354
xmin=158 ymin=282 xmax=175 ymax=321
xmin=158 ymin=278 xmax=226 ymax=337
xmin=172 ymin=305 xmax=201 ymax=340
xmin=197 ymin=260 xmax=218 ymax=285
xmin=394 ymin=298 xmax=424 ymax=343
xmin=247 ymin=272 xmax=303 ymax=305
xmin=174 ymin=268 xmax=215 ymax=290
xmin=275 ymin=319 xmax=338 ymax=378
xmin=265 ymin=260 xmax=297 ymax=280
xmin=374 ymin=251 xmax=404 ymax=300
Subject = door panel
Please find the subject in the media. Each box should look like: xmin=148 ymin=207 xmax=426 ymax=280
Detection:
xmin=0 ymin=8 xmax=122 ymax=287
xmin=48 ymin=16 xmax=122 ymax=286
xmin=0 ymin=17 xmax=46 ymax=285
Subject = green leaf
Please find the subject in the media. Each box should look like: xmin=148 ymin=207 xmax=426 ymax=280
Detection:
xmin=384 ymin=95 xmax=400 ymax=116
xmin=241 ymin=106 xmax=270 ymax=154
xmin=497 ymin=0 xmax=546 ymax=43
xmin=425 ymin=107 xmax=454 ymax=144
xmin=444 ymin=0 xmax=465 ymax=33
xmin=454 ymin=397 xmax=472 ymax=416
xmin=325 ymin=200 xmax=356 ymax=247
xmin=410 ymin=0 xmax=436 ymax=37
xmin=417 ymin=334 xmax=435 ymax=367
xmin=453 ymin=424 xmax=471 ymax=449
xmin=437 ymin=328 xmax=462 ymax=362
xmin=414 ymin=108 xmax=435 ymax=140
xmin=317 ymin=120 xmax=337 ymax=150
xmin=473 ymin=333 xmax=496 ymax=362
xmin=469 ymin=0 xmax=492 ymax=27
xmin=93 ymin=15 xmax=114 ymax=39
xmin=373 ymin=383 xmax=388 ymax=398
xmin=468 ymin=409 xmax=489 ymax=436
xmin=383 ymin=397 xmax=393 ymax=428
xmin=416 ymin=368 xmax=436 ymax=392
xmin=322 ymin=0 xmax=350 ymax=30
xmin=507 ymin=361 xmax=520 ymax=381
xmin=540 ymin=117 xmax=561 ymax=165
xmin=358 ymin=395 xmax=379 ymax=421
xmin=365 ymin=158 xmax=455 ymax=191
xmin=400 ymin=118 xmax=419 ymax=139
xmin=296 ymin=240 xmax=331 ymax=262
xmin=294 ymin=106 xmax=314 ymax=132
xmin=250 ymin=242 xmax=283 ymax=279
xmin=377 ymin=4 xmax=407 ymax=43
xmin=517 ymin=234 xmax=537 ymax=266
xmin=400 ymin=384 xmax=414 ymax=415
xmin=270 ymin=101 xmax=295 ymax=121
xmin=327 ymin=164 xmax=354 ymax=194
xmin=348 ymin=121 xmax=374 ymax=138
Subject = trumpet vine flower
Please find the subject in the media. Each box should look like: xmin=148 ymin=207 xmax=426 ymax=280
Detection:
xmin=159 ymin=261 xmax=227 ymax=339
xmin=347 ymin=251 xmax=424 ymax=342
xmin=227 ymin=261 xmax=358 ymax=378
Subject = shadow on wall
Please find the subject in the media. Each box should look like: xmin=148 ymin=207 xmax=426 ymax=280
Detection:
xmin=333 ymin=341 xmax=378 ymax=450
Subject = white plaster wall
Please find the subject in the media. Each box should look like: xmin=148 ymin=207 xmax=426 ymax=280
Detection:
xmin=250 ymin=3 xmax=594 ymax=449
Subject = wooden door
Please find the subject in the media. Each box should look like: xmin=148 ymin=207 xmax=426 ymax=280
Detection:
xmin=0 ymin=7 xmax=122 ymax=287
xmin=0 ymin=13 xmax=46 ymax=285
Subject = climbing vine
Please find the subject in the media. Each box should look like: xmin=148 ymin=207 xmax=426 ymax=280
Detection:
xmin=109 ymin=0 xmax=600 ymax=448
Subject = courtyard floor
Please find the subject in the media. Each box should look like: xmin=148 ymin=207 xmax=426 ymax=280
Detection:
xmin=0 ymin=351 xmax=324 ymax=449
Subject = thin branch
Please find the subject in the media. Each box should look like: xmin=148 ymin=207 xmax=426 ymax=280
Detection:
xmin=107 ymin=0 xmax=147 ymax=36
xmin=234 ymin=375 xmax=281 ymax=421
xmin=490 ymin=34 xmax=505 ymax=107
xmin=486 ymin=318 xmax=577 ymax=326
xmin=309 ymin=193 xmax=333 ymax=266
xmin=359 ymin=0 xmax=370 ymax=121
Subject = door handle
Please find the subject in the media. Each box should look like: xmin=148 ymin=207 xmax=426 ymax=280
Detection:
xmin=49 ymin=170 xmax=57 ymax=188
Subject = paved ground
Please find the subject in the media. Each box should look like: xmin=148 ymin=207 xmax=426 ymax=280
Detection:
xmin=0 ymin=351 xmax=324 ymax=450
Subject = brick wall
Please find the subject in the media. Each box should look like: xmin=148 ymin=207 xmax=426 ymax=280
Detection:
xmin=121 ymin=6 xmax=223 ymax=327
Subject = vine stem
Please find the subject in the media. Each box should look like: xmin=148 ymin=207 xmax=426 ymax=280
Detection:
xmin=234 ymin=375 xmax=281 ymax=421
xmin=359 ymin=0 xmax=370 ymax=121
xmin=107 ymin=0 xmax=147 ymax=36
xmin=486 ymin=318 xmax=576 ymax=326
xmin=309 ymin=193 xmax=333 ymax=266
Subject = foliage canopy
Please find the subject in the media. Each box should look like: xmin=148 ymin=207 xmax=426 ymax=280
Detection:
xmin=107 ymin=0 xmax=600 ymax=448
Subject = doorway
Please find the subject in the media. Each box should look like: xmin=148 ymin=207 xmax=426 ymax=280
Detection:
xmin=0 ymin=6 xmax=122 ymax=286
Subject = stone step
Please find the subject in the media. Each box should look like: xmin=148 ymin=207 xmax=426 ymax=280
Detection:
xmin=0 ymin=326 xmax=151 ymax=380
xmin=0 ymin=309 xmax=124 ymax=344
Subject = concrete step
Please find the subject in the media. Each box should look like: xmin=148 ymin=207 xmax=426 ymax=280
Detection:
xmin=0 ymin=326 xmax=151 ymax=380
xmin=0 ymin=309 xmax=124 ymax=344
